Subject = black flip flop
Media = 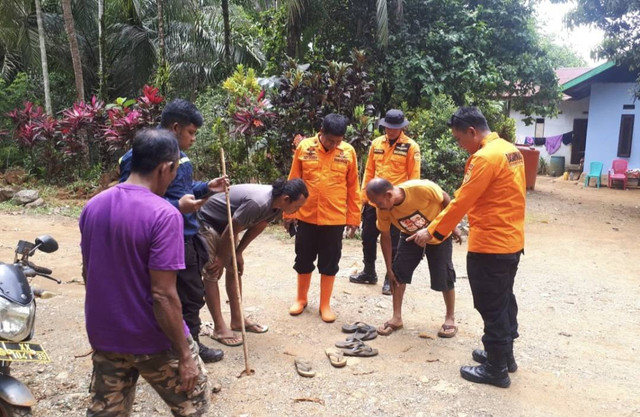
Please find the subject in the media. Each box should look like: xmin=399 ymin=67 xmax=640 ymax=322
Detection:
xmin=341 ymin=342 xmax=378 ymax=357
xmin=335 ymin=338 xmax=364 ymax=349
xmin=341 ymin=322 xmax=376 ymax=334
xmin=347 ymin=327 xmax=377 ymax=342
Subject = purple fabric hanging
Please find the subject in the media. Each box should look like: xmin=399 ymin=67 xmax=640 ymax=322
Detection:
xmin=545 ymin=134 xmax=563 ymax=155
xmin=524 ymin=137 xmax=534 ymax=146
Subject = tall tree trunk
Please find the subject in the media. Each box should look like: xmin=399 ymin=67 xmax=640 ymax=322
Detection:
xmin=34 ymin=0 xmax=52 ymax=115
xmin=395 ymin=0 xmax=403 ymax=25
xmin=98 ymin=0 xmax=106 ymax=99
xmin=61 ymin=0 xmax=85 ymax=102
xmin=222 ymin=0 xmax=231 ymax=69
xmin=156 ymin=0 xmax=166 ymax=95
xmin=286 ymin=20 xmax=301 ymax=58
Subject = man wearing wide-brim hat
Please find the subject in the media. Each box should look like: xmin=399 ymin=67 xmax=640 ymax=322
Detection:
xmin=349 ymin=109 xmax=421 ymax=295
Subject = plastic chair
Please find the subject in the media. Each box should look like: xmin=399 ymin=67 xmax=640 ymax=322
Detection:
xmin=584 ymin=162 xmax=603 ymax=188
xmin=608 ymin=159 xmax=628 ymax=190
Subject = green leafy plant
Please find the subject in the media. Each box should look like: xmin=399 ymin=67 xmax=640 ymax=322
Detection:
xmin=538 ymin=157 xmax=548 ymax=175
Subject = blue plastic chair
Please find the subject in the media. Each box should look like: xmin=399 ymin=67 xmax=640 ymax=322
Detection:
xmin=584 ymin=162 xmax=603 ymax=188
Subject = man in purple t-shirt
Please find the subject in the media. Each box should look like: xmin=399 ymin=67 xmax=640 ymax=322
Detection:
xmin=80 ymin=129 xmax=209 ymax=416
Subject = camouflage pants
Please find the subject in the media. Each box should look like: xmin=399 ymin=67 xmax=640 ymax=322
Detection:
xmin=199 ymin=225 xmax=222 ymax=283
xmin=87 ymin=336 xmax=209 ymax=417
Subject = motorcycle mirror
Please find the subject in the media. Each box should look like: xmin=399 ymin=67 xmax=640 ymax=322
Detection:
xmin=35 ymin=235 xmax=58 ymax=253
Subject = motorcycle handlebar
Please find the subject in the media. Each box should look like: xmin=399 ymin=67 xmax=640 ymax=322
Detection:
xmin=27 ymin=261 xmax=52 ymax=275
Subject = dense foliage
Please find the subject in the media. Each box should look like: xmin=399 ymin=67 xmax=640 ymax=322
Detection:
xmin=561 ymin=0 xmax=640 ymax=94
xmin=4 ymin=0 xmax=615 ymax=194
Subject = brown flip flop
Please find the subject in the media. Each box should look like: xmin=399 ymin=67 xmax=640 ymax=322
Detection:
xmin=437 ymin=324 xmax=458 ymax=338
xmin=377 ymin=321 xmax=403 ymax=336
xmin=294 ymin=357 xmax=316 ymax=377
xmin=325 ymin=347 xmax=347 ymax=368
xmin=210 ymin=333 xmax=243 ymax=347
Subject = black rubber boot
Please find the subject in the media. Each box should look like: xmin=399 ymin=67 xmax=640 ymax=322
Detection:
xmin=381 ymin=275 xmax=391 ymax=295
xmin=349 ymin=262 xmax=377 ymax=284
xmin=472 ymin=349 xmax=518 ymax=373
xmin=460 ymin=351 xmax=511 ymax=388
xmin=194 ymin=335 xmax=224 ymax=363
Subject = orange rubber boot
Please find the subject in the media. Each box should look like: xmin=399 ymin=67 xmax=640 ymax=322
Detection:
xmin=319 ymin=274 xmax=336 ymax=323
xmin=289 ymin=273 xmax=311 ymax=315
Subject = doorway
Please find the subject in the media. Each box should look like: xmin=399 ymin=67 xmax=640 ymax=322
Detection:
xmin=571 ymin=119 xmax=588 ymax=165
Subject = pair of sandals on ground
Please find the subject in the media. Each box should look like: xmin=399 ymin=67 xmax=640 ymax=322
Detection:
xmin=295 ymin=322 xmax=380 ymax=377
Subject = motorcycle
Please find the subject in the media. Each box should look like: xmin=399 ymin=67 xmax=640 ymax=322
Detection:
xmin=0 ymin=235 xmax=60 ymax=417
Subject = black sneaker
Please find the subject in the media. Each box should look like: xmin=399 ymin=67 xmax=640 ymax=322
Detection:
xmin=198 ymin=343 xmax=224 ymax=363
xmin=349 ymin=270 xmax=378 ymax=284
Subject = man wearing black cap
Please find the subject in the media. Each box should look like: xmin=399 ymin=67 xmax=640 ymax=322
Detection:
xmin=349 ymin=109 xmax=421 ymax=295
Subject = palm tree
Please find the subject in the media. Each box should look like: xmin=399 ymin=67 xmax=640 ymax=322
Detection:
xmin=98 ymin=0 xmax=106 ymax=99
xmin=222 ymin=0 xmax=230 ymax=68
xmin=0 ymin=0 xmax=58 ymax=112
xmin=61 ymin=0 xmax=85 ymax=101
xmin=34 ymin=0 xmax=52 ymax=114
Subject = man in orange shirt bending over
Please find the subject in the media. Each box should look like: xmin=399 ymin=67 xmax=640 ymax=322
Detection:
xmin=409 ymin=107 xmax=526 ymax=388
xmin=285 ymin=114 xmax=361 ymax=323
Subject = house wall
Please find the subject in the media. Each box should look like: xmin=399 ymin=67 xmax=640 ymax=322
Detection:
xmin=510 ymin=97 xmax=590 ymax=167
xmin=584 ymin=83 xmax=640 ymax=175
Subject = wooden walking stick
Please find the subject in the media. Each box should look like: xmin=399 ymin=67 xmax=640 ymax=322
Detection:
xmin=220 ymin=148 xmax=254 ymax=376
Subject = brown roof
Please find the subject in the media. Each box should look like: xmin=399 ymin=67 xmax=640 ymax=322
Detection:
xmin=556 ymin=67 xmax=592 ymax=85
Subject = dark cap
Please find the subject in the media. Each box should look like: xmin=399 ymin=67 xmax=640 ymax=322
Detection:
xmin=378 ymin=109 xmax=409 ymax=129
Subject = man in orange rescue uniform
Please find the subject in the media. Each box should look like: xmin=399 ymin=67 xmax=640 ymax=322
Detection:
xmin=409 ymin=107 xmax=525 ymax=388
xmin=349 ymin=109 xmax=421 ymax=295
xmin=285 ymin=114 xmax=361 ymax=323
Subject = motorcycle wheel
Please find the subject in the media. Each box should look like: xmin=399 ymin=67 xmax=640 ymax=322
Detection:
xmin=0 ymin=400 xmax=32 ymax=417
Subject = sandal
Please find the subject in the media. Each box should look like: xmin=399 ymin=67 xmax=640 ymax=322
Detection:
xmin=325 ymin=347 xmax=347 ymax=368
xmin=437 ymin=324 xmax=458 ymax=338
xmin=210 ymin=333 xmax=243 ymax=347
xmin=341 ymin=322 xmax=376 ymax=334
xmin=294 ymin=357 xmax=316 ymax=377
xmin=335 ymin=339 xmax=364 ymax=349
xmin=347 ymin=328 xmax=377 ymax=341
xmin=377 ymin=321 xmax=403 ymax=336
xmin=232 ymin=323 xmax=269 ymax=334
xmin=341 ymin=342 xmax=378 ymax=357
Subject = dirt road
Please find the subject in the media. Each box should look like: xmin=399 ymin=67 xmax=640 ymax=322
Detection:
xmin=0 ymin=176 xmax=638 ymax=416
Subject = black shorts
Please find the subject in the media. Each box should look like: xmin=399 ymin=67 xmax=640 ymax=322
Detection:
xmin=392 ymin=233 xmax=456 ymax=291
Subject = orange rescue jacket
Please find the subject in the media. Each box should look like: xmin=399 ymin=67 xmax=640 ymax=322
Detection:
xmin=286 ymin=135 xmax=361 ymax=226
xmin=427 ymin=132 xmax=526 ymax=254
xmin=361 ymin=132 xmax=420 ymax=203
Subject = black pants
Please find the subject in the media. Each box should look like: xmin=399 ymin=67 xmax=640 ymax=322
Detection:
xmin=294 ymin=221 xmax=345 ymax=276
xmin=361 ymin=203 xmax=400 ymax=266
xmin=467 ymin=251 xmax=522 ymax=355
xmin=176 ymin=235 xmax=208 ymax=339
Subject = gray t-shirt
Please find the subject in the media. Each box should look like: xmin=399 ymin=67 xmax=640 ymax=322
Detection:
xmin=199 ymin=184 xmax=280 ymax=233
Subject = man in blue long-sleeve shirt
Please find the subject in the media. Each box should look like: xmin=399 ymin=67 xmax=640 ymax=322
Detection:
xmin=120 ymin=99 xmax=227 ymax=363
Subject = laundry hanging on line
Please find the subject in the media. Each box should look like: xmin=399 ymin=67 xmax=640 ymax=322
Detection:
xmin=544 ymin=134 xmax=563 ymax=155
xmin=525 ymin=131 xmax=574 ymax=154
